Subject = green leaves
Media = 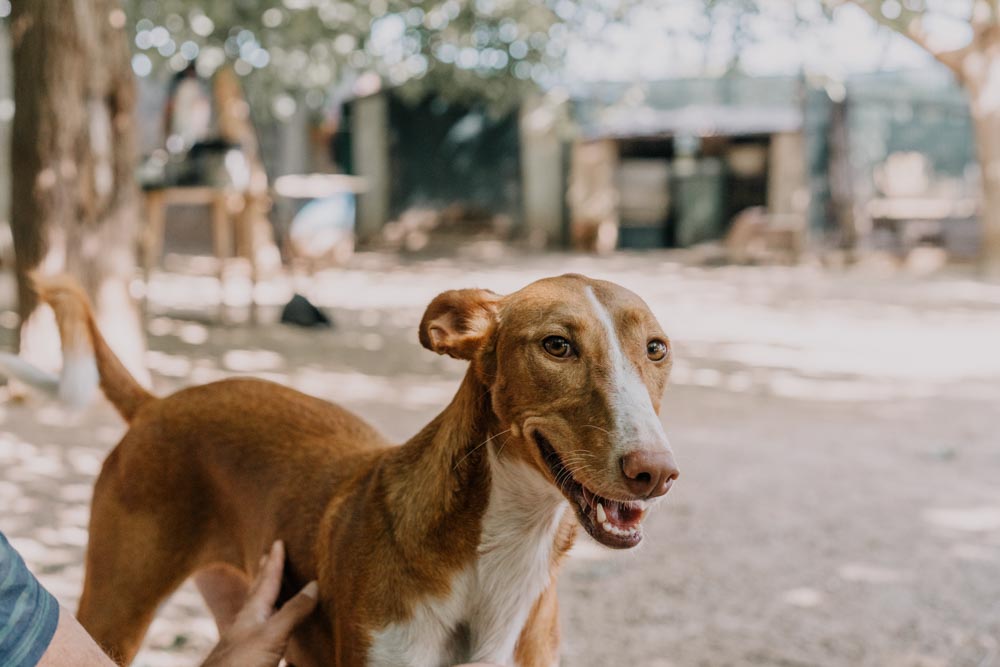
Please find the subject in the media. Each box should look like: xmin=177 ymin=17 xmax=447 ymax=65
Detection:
xmin=124 ymin=0 xmax=588 ymax=115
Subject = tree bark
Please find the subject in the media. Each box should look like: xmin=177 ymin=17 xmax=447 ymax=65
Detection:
xmin=9 ymin=0 xmax=148 ymax=380
xmin=968 ymin=72 xmax=1000 ymax=278
xmin=828 ymin=98 xmax=859 ymax=261
xmin=848 ymin=1 xmax=1000 ymax=276
xmin=946 ymin=23 xmax=1000 ymax=277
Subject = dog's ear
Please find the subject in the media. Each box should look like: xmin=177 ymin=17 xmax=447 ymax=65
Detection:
xmin=419 ymin=289 xmax=502 ymax=360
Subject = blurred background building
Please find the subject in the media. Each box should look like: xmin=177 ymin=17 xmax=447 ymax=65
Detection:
xmin=0 ymin=1 xmax=991 ymax=272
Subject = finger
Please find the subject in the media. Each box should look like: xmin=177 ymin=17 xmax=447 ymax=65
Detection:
xmin=245 ymin=540 xmax=282 ymax=600
xmin=264 ymin=580 xmax=319 ymax=641
xmin=245 ymin=549 xmax=270 ymax=599
xmin=244 ymin=540 xmax=285 ymax=620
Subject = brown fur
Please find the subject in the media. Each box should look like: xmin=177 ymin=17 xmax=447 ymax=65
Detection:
xmin=31 ymin=274 xmax=152 ymax=419
xmin=32 ymin=273 xmax=675 ymax=666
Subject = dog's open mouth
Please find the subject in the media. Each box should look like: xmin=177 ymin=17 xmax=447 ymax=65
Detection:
xmin=533 ymin=431 xmax=646 ymax=549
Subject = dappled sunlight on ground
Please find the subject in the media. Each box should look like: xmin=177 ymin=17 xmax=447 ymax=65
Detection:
xmin=145 ymin=251 xmax=1000 ymax=406
xmin=925 ymin=506 xmax=1000 ymax=533
xmin=1 ymin=251 xmax=999 ymax=666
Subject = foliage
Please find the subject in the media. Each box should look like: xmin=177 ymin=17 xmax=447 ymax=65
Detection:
xmin=124 ymin=0 xmax=627 ymax=115
xmin=701 ymin=0 xmax=984 ymax=76
xmin=841 ymin=0 xmax=987 ymax=78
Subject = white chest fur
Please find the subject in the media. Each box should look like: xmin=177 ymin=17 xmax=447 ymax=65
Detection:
xmin=367 ymin=455 xmax=566 ymax=667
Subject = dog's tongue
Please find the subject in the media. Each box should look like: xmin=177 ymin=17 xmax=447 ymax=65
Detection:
xmin=581 ymin=487 xmax=645 ymax=529
xmin=603 ymin=500 xmax=644 ymax=528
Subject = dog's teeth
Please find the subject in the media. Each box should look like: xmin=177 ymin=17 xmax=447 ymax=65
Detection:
xmin=598 ymin=518 xmax=642 ymax=539
xmin=596 ymin=503 xmax=607 ymax=523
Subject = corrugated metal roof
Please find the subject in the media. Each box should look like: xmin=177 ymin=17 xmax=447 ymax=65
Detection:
xmin=571 ymin=75 xmax=804 ymax=139
xmin=581 ymin=104 xmax=803 ymax=139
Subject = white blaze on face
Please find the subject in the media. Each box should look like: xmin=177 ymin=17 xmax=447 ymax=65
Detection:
xmin=584 ymin=286 xmax=670 ymax=455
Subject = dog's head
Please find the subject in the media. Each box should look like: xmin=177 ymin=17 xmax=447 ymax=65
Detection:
xmin=419 ymin=273 xmax=677 ymax=548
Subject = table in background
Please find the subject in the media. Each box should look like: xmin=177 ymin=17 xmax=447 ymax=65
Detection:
xmin=142 ymin=186 xmax=262 ymax=321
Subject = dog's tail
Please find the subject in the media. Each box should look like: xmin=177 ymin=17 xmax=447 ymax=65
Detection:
xmin=0 ymin=274 xmax=154 ymax=420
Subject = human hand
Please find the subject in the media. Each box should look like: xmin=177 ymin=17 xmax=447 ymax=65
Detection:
xmin=201 ymin=541 xmax=318 ymax=667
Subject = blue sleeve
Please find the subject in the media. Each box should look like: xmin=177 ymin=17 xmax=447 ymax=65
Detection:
xmin=0 ymin=531 xmax=61 ymax=667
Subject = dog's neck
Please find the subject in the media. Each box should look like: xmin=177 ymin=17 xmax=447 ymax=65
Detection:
xmin=384 ymin=367 xmax=567 ymax=555
xmin=381 ymin=367 xmax=571 ymax=664
xmin=384 ymin=367 xmax=499 ymax=557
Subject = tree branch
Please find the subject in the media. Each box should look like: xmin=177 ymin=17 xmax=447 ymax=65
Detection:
xmin=845 ymin=0 xmax=971 ymax=79
xmin=969 ymin=0 xmax=1000 ymax=32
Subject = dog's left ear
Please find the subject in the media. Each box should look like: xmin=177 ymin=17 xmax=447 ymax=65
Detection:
xmin=419 ymin=289 xmax=502 ymax=360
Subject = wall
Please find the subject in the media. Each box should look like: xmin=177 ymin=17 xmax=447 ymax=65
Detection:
xmin=385 ymin=94 xmax=522 ymax=225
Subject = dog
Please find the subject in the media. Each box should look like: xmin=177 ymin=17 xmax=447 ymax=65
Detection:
xmin=16 ymin=273 xmax=679 ymax=666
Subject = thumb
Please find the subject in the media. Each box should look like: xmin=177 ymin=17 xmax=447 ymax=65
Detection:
xmin=265 ymin=580 xmax=319 ymax=640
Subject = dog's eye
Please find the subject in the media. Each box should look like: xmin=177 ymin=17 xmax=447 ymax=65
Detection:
xmin=542 ymin=336 xmax=573 ymax=358
xmin=647 ymin=339 xmax=669 ymax=361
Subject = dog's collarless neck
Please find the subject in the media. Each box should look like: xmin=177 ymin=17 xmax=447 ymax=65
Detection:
xmin=384 ymin=368 xmax=496 ymax=552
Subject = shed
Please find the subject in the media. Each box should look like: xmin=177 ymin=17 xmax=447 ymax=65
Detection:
xmin=568 ymin=76 xmax=811 ymax=250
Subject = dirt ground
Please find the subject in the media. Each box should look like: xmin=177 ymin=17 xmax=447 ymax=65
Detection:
xmin=2 ymin=250 xmax=999 ymax=667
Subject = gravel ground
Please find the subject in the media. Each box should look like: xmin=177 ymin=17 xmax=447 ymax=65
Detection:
xmin=1 ymin=250 xmax=999 ymax=667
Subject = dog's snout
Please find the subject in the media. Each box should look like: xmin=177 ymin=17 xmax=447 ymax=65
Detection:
xmin=620 ymin=449 xmax=679 ymax=498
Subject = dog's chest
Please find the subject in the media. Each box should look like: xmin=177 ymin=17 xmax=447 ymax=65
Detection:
xmin=366 ymin=458 xmax=565 ymax=667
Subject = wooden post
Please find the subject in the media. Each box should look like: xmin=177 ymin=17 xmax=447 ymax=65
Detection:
xmin=352 ymin=93 xmax=390 ymax=242
xmin=768 ymin=131 xmax=809 ymax=260
xmin=567 ymin=139 xmax=619 ymax=253
xmin=520 ymin=96 xmax=565 ymax=246
xmin=142 ymin=190 xmax=165 ymax=284
xmin=212 ymin=191 xmax=232 ymax=320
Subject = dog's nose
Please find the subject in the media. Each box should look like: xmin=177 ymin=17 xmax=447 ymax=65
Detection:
xmin=620 ymin=450 xmax=679 ymax=498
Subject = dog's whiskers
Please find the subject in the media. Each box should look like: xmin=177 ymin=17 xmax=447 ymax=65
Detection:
xmin=495 ymin=434 xmax=514 ymax=458
xmin=453 ymin=429 xmax=512 ymax=471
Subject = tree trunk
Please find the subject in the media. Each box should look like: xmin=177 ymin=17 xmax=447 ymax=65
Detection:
xmin=944 ymin=31 xmax=1000 ymax=278
xmin=828 ymin=98 xmax=859 ymax=261
xmin=969 ymin=97 xmax=1000 ymax=279
xmin=9 ymin=0 xmax=148 ymax=381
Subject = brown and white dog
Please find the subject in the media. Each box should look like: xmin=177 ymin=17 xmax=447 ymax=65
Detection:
xmin=18 ymin=273 xmax=679 ymax=666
